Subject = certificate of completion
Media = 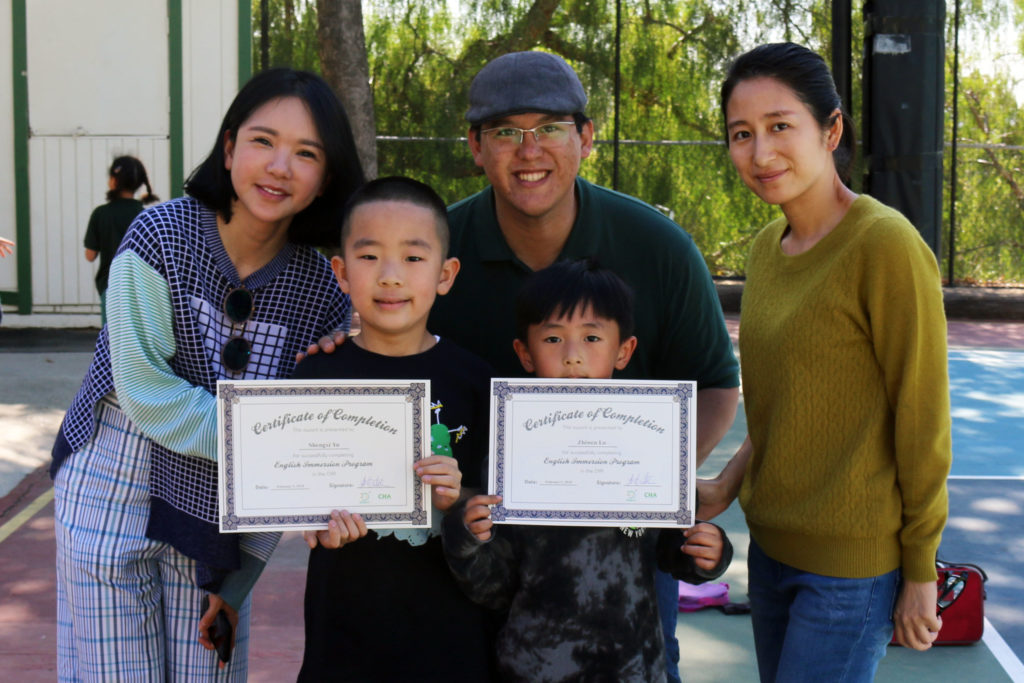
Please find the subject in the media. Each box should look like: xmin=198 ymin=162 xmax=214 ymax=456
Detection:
xmin=217 ymin=379 xmax=430 ymax=532
xmin=489 ymin=379 xmax=695 ymax=527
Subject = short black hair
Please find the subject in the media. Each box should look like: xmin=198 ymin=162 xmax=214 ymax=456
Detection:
xmin=515 ymin=259 xmax=635 ymax=342
xmin=185 ymin=68 xmax=365 ymax=248
xmin=340 ymin=176 xmax=450 ymax=257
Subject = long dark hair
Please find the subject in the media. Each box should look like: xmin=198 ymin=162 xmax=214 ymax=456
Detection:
xmin=107 ymin=155 xmax=158 ymax=204
xmin=185 ymin=68 xmax=366 ymax=248
xmin=721 ymin=42 xmax=857 ymax=186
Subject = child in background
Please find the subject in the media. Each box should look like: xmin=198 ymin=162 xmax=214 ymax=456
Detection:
xmin=83 ymin=155 xmax=159 ymax=324
xmin=293 ymin=176 xmax=496 ymax=682
xmin=443 ymin=259 xmax=733 ymax=682
xmin=0 ymin=237 xmax=11 ymax=325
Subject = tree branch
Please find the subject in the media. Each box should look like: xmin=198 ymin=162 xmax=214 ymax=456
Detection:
xmin=455 ymin=0 xmax=563 ymax=70
xmin=963 ymin=89 xmax=1024 ymax=208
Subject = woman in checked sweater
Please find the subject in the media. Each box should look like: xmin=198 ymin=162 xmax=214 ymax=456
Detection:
xmin=699 ymin=42 xmax=951 ymax=682
xmin=50 ymin=68 xmax=364 ymax=681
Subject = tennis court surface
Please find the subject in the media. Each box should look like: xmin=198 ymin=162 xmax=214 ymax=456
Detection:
xmin=1 ymin=318 xmax=1022 ymax=681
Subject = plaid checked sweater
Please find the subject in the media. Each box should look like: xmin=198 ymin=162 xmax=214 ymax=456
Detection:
xmin=52 ymin=196 xmax=350 ymax=605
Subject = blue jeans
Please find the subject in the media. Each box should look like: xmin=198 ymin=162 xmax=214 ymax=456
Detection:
xmin=747 ymin=539 xmax=898 ymax=683
xmin=655 ymin=568 xmax=682 ymax=683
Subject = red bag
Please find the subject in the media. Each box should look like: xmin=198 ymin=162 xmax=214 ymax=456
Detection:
xmin=891 ymin=561 xmax=987 ymax=645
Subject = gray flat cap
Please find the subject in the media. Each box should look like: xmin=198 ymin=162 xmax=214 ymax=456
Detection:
xmin=466 ymin=51 xmax=588 ymax=124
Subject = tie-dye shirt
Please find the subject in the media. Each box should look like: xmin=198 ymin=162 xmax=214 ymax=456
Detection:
xmin=443 ymin=515 xmax=732 ymax=682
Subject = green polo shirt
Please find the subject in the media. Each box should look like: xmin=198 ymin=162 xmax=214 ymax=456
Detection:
xmin=429 ymin=177 xmax=739 ymax=387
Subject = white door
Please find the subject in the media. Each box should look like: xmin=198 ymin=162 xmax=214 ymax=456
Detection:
xmin=26 ymin=0 xmax=170 ymax=313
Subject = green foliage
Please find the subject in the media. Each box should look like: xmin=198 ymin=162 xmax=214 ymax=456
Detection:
xmin=367 ymin=0 xmax=802 ymax=275
xmin=254 ymin=0 xmax=1024 ymax=283
xmin=937 ymin=0 xmax=1024 ymax=282
xmin=251 ymin=0 xmax=321 ymax=72
xmin=943 ymin=69 xmax=1024 ymax=282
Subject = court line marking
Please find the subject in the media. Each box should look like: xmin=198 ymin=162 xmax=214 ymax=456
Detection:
xmin=984 ymin=617 xmax=1024 ymax=682
xmin=949 ymin=348 xmax=1024 ymax=355
xmin=0 ymin=487 xmax=54 ymax=545
xmin=949 ymin=476 xmax=1024 ymax=481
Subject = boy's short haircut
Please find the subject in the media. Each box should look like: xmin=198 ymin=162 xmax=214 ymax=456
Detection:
xmin=340 ymin=176 xmax=450 ymax=256
xmin=514 ymin=259 xmax=635 ymax=341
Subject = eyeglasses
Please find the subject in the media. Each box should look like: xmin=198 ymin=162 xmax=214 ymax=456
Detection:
xmin=479 ymin=121 xmax=577 ymax=147
xmin=222 ymin=286 xmax=253 ymax=374
xmin=936 ymin=570 xmax=968 ymax=615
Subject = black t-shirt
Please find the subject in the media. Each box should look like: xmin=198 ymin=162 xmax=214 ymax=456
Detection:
xmin=293 ymin=338 xmax=497 ymax=682
xmin=83 ymin=198 xmax=144 ymax=294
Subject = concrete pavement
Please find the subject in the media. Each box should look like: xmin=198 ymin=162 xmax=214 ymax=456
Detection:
xmin=2 ymin=315 xmax=1024 ymax=681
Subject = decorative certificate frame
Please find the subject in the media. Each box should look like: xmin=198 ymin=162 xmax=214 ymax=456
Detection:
xmin=489 ymin=378 xmax=695 ymax=527
xmin=217 ymin=379 xmax=429 ymax=532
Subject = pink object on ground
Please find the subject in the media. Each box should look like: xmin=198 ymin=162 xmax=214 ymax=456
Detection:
xmin=677 ymin=581 xmax=731 ymax=612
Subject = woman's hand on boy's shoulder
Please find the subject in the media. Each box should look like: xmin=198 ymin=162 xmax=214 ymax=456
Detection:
xmin=303 ymin=509 xmax=367 ymax=550
xmin=296 ymin=330 xmax=348 ymax=363
xmin=416 ymin=455 xmax=463 ymax=512
xmin=680 ymin=522 xmax=725 ymax=572
xmin=462 ymin=494 xmax=502 ymax=543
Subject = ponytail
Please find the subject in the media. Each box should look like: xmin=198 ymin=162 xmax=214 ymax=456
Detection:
xmin=834 ymin=111 xmax=857 ymax=188
xmin=139 ymin=167 xmax=159 ymax=205
xmin=107 ymin=155 xmax=160 ymax=204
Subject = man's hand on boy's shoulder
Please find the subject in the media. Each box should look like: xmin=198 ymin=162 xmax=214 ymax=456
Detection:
xmin=462 ymin=494 xmax=502 ymax=543
xmin=296 ymin=330 xmax=347 ymax=363
xmin=415 ymin=455 xmax=463 ymax=512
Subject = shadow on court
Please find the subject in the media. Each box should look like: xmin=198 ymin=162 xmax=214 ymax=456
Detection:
xmin=1 ymin=317 xmax=1023 ymax=680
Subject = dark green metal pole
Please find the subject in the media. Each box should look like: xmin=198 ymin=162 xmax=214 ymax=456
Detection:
xmin=260 ymin=0 xmax=269 ymax=71
xmin=948 ymin=0 xmax=960 ymax=284
xmin=612 ymin=0 xmax=621 ymax=191
xmin=832 ymin=0 xmax=852 ymax=112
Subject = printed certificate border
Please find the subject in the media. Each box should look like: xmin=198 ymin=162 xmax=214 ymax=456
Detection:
xmin=217 ymin=379 xmax=429 ymax=532
xmin=490 ymin=379 xmax=695 ymax=527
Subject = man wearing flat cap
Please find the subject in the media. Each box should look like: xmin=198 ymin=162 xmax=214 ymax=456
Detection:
xmin=430 ymin=51 xmax=740 ymax=681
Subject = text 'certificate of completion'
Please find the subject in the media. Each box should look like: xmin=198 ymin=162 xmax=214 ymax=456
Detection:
xmin=489 ymin=379 xmax=695 ymax=528
xmin=217 ymin=379 xmax=430 ymax=532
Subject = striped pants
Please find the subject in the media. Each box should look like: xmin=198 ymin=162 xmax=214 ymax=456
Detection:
xmin=54 ymin=397 xmax=251 ymax=681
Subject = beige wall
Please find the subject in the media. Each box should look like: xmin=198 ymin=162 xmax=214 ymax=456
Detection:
xmin=8 ymin=0 xmax=240 ymax=315
xmin=0 ymin=0 xmax=18 ymax=293
xmin=183 ymin=0 xmax=240 ymax=177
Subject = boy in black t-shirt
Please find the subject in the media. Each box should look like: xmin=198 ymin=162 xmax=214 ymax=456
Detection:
xmin=293 ymin=177 xmax=495 ymax=682
xmin=442 ymin=260 xmax=733 ymax=682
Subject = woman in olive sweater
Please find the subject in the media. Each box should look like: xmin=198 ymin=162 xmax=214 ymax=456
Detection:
xmin=701 ymin=42 xmax=951 ymax=682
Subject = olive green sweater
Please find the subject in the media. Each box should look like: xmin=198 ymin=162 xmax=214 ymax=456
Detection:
xmin=738 ymin=194 xmax=950 ymax=583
